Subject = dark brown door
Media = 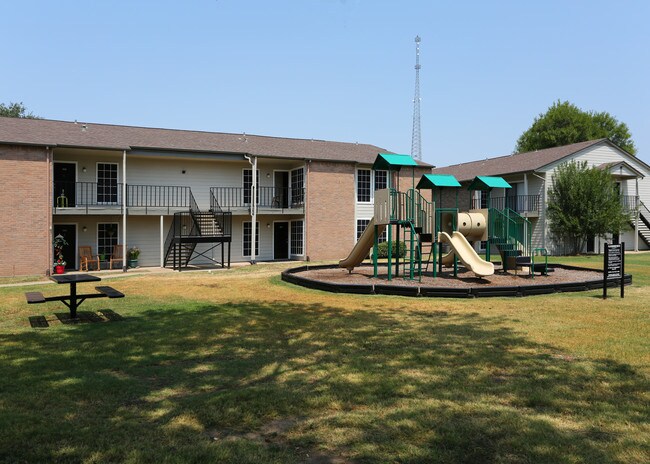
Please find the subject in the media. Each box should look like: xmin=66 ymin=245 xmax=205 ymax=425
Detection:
xmin=274 ymin=222 xmax=289 ymax=260
xmin=53 ymin=224 xmax=77 ymax=269
xmin=53 ymin=162 xmax=76 ymax=207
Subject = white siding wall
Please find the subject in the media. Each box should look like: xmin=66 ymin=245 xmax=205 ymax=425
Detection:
xmin=541 ymin=143 xmax=650 ymax=253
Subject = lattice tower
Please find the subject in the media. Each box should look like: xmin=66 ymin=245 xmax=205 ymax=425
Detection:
xmin=411 ymin=35 xmax=422 ymax=161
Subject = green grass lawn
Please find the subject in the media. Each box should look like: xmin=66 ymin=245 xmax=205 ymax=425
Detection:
xmin=0 ymin=256 xmax=648 ymax=463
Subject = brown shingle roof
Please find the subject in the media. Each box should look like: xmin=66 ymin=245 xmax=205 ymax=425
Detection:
xmin=432 ymin=139 xmax=607 ymax=181
xmin=0 ymin=116 xmax=432 ymax=167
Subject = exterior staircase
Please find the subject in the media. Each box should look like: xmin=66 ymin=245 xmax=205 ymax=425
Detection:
xmin=632 ymin=202 xmax=650 ymax=247
xmin=163 ymin=191 xmax=232 ymax=270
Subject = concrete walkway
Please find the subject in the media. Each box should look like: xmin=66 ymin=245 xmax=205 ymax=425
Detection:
xmin=0 ymin=261 xmax=299 ymax=288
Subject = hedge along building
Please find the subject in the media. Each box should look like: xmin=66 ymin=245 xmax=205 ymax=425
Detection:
xmin=0 ymin=116 xmax=432 ymax=276
xmin=432 ymin=139 xmax=650 ymax=255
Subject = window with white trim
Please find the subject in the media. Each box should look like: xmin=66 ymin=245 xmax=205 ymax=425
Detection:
xmin=98 ymin=223 xmax=118 ymax=258
xmin=290 ymin=220 xmax=304 ymax=255
xmin=357 ymin=169 xmax=371 ymax=202
xmin=290 ymin=168 xmax=304 ymax=205
xmin=374 ymin=170 xmax=387 ymax=191
xmin=242 ymin=221 xmax=259 ymax=257
xmin=356 ymin=219 xmax=386 ymax=242
xmin=97 ymin=163 xmax=118 ymax=204
xmin=243 ymin=169 xmax=260 ymax=205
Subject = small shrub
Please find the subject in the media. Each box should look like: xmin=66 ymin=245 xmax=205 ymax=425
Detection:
xmin=375 ymin=241 xmax=407 ymax=258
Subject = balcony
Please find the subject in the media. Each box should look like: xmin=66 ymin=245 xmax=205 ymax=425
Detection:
xmin=210 ymin=187 xmax=305 ymax=213
xmin=53 ymin=182 xmax=194 ymax=214
xmin=471 ymin=194 xmax=541 ymax=216
xmin=620 ymin=195 xmax=638 ymax=212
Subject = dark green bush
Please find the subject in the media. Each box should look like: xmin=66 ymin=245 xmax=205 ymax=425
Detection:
xmin=375 ymin=241 xmax=407 ymax=258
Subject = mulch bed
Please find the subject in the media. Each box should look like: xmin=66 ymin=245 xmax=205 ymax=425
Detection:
xmin=299 ymin=264 xmax=599 ymax=288
xmin=282 ymin=263 xmax=628 ymax=298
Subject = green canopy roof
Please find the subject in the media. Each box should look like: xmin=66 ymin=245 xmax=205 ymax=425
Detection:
xmin=467 ymin=176 xmax=512 ymax=191
xmin=372 ymin=153 xmax=418 ymax=171
xmin=416 ymin=173 xmax=461 ymax=189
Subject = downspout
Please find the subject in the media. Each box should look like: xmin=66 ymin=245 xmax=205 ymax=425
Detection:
xmin=531 ymin=171 xmax=546 ymax=250
xmin=122 ymin=150 xmax=127 ymax=272
xmin=47 ymin=146 xmax=52 ymax=276
xmin=305 ymin=159 xmax=311 ymax=261
xmin=244 ymin=154 xmax=257 ymax=264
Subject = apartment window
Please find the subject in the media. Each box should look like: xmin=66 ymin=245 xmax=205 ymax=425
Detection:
xmin=357 ymin=169 xmax=371 ymax=202
xmin=290 ymin=168 xmax=304 ymax=205
xmin=356 ymin=219 xmax=386 ymax=242
xmin=374 ymin=170 xmax=388 ymax=191
xmin=291 ymin=220 xmax=304 ymax=255
xmin=97 ymin=163 xmax=118 ymax=204
xmin=242 ymin=221 xmax=260 ymax=257
xmin=243 ymin=169 xmax=260 ymax=205
xmin=98 ymin=223 xmax=118 ymax=258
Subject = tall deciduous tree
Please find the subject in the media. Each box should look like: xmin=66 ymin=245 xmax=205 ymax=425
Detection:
xmin=515 ymin=101 xmax=636 ymax=155
xmin=547 ymin=161 xmax=630 ymax=254
xmin=0 ymin=102 xmax=39 ymax=119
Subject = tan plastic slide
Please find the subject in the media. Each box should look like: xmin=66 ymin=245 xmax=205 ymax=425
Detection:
xmin=438 ymin=231 xmax=494 ymax=277
xmin=339 ymin=217 xmax=386 ymax=271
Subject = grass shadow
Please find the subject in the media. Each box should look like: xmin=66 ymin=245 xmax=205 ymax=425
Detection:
xmin=1 ymin=300 xmax=648 ymax=463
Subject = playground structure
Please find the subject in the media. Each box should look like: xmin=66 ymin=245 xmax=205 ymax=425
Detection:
xmin=339 ymin=154 xmax=547 ymax=281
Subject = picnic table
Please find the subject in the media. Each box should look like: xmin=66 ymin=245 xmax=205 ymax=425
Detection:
xmin=26 ymin=274 xmax=124 ymax=319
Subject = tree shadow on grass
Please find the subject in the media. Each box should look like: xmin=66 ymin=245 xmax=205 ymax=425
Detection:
xmin=0 ymin=301 xmax=648 ymax=463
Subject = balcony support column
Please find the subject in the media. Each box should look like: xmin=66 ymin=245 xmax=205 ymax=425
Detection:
xmin=122 ymin=150 xmax=127 ymax=272
xmin=635 ymin=178 xmax=639 ymax=252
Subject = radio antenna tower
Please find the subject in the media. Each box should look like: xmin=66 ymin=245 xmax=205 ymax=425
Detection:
xmin=410 ymin=35 xmax=422 ymax=161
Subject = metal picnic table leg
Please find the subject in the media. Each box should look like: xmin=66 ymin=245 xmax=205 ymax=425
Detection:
xmin=70 ymin=282 xmax=78 ymax=319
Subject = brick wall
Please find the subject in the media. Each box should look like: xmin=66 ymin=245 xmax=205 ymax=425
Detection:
xmin=0 ymin=145 xmax=50 ymax=276
xmin=306 ymin=161 xmax=355 ymax=261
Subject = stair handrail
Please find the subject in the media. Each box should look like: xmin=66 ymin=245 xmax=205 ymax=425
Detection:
xmin=209 ymin=189 xmax=223 ymax=214
xmin=638 ymin=200 xmax=650 ymax=229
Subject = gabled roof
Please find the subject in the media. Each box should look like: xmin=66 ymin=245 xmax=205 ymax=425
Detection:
xmin=467 ymin=176 xmax=512 ymax=191
xmin=597 ymin=161 xmax=645 ymax=179
xmin=0 ymin=116 xmax=433 ymax=167
xmin=416 ymin=173 xmax=461 ymax=189
xmin=432 ymin=139 xmax=609 ymax=181
xmin=372 ymin=153 xmax=419 ymax=170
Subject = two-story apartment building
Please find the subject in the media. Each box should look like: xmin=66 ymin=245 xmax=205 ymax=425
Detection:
xmin=432 ymin=139 xmax=650 ymax=255
xmin=0 ymin=117 xmax=431 ymax=276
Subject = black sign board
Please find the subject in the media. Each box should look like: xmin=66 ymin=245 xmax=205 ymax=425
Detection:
xmin=604 ymin=242 xmax=625 ymax=299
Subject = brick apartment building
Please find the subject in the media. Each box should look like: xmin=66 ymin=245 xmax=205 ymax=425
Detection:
xmin=0 ymin=116 xmax=431 ymax=276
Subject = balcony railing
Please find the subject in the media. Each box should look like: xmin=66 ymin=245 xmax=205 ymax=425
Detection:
xmin=209 ymin=187 xmax=305 ymax=211
xmin=471 ymin=194 xmax=541 ymax=214
xmin=620 ymin=195 xmax=638 ymax=212
xmin=53 ymin=182 xmax=194 ymax=213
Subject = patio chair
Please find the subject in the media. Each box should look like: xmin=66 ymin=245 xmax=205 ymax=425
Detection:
xmin=109 ymin=244 xmax=124 ymax=269
xmin=79 ymin=246 xmax=100 ymax=271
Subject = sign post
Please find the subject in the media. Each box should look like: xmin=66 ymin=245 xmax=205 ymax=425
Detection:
xmin=603 ymin=242 xmax=624 ymax=299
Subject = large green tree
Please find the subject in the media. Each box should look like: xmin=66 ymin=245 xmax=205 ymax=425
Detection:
xmin=515 ymin=100 xmax=636 ymax=155
xmin=0 ymin=101 xmax=39 ymax=119
xmin=547 ymin=161 xmax=630 ymax=255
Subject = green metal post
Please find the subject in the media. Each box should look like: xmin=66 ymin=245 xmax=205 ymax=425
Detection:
xmin=387 ymin=223 xmax=393 ymax=281
xmin=373 ymin=224 xmax=379 ymax=278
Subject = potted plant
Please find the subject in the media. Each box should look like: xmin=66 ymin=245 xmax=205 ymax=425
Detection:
xmin=53 ymin=256 xmax=66 ymax=274
xmin=128 ymin=246 xmax=140 ymax=268
xmin=52 ymin=234 xmax=68 ymax=274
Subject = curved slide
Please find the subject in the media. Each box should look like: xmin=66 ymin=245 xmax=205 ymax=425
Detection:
xmin=339 ymin=217 xmax=386 ymax=271
xmin=439 ymin=231 xmax=494 ymax=277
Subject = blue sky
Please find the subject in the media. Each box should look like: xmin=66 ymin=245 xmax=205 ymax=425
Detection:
xmin=3 ymin=0 xmax=649 ymax=167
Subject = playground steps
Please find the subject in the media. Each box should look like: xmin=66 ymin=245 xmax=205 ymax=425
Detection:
xmin=490 ymin=236 xmax=530 ymax=272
